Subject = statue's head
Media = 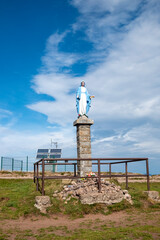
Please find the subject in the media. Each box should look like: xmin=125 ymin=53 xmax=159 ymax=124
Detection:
xmin=81 ymin=81 xmax=85 ymax=87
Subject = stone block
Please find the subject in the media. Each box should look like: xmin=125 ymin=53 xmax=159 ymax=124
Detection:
xmin=73 ymin=116 xmax=94 ymax=126
xmin=79 ymin=142 xmax=91 ymax=148
xmin=78 ymin=155 xmax=92 ymax=160
xmin=77 ymin=136 xmax=91 ymax=142
xmin=77 ymin=130 xmax=90 ymax=136
xmin=83 ymin=166 xmax=92 ymax=172
xmin=34 ymin=196 xmax=52 ymax=213
xmin=78 ymin=148 xmax=91 ymax=154
xmin=144 ymin=191 xmax=160 ymax=202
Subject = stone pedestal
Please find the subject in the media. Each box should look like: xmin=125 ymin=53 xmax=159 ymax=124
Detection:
xmin=73 ymin=116 xmax=94 ymax=177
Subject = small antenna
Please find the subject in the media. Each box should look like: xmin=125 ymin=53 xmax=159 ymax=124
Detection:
xmin=51 ymin=139 xmax=58 ymax=149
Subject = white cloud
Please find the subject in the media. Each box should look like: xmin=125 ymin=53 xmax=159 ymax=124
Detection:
xmin=41 ymin=32 xmax=80 ymax=73
xmin=28 ymin=72 xmax=80 ymax=125
xmin=0 ymin=124 xmax=76 ymax=158
xmin=25 ymin=0 xmax=160 ymax=173
xmin=71 ymin=0 xmax=141 ymax=13
xmin=71 ymin=0 xmax=143 ymax=50
xmin=92 ymin=124 xmax=160 ymax=160
xmin=28 ymin=0 xmax=160 ymax=125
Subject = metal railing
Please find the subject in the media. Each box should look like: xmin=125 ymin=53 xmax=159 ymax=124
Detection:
xmin=34 ymin=158 xmax=150 ymax=195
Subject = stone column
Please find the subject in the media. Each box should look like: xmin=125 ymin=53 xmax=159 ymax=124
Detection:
xmin=73 ymin=116 xmax=94 ymax=177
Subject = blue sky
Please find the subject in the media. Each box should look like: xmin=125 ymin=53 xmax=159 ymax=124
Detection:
xmin=0 ymin=0 xmax=160 ymax=174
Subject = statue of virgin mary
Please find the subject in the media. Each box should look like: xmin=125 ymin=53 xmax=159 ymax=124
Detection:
xmin=76 ymin=81 xmax=94 ymax=117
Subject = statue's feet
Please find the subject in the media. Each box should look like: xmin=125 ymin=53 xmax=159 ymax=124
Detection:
xmin=78 ymin=114 xmax=88 ymax=118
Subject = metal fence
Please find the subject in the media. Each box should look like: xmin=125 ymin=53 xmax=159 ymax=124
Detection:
xmin=0 ymin=156 xmax=73 ymax=172
xmin=1 ymin=157 xmax=23 ymax=171
xmin=0 ymin=156 xmax=35 ymax=172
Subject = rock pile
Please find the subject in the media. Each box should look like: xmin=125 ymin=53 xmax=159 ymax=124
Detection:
xmin=53 ymin=178 xmax=133 ymax=205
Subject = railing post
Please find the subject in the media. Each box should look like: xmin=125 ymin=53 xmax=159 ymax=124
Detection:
xmin=109 ymin=163 xmax=111 ymax=179
xmin=12 ymin=158 xmax=14 ymax=172
xmin=125 ymin=162 xmax=128 ymax=189
xmin=26 ymin=156 xmax=28 ymax=172
xmin=1 ymin=157 xmax=3 ymax=170
xmin=146 ymin=159 xmax=150 ymax=191
xmin=74 ymin=163 xmax=76 ymax=177
xmin=21 ymin=161 xmax=23 ymax=171
xmin=98 ymin=159 xmax=101 ymax=192
xmin=36 ymin=163 xmax=39 ymax=191
xmin=42 ymin=159 xmax=45 ymax=195
xmin=34 ymin=164 xmax=35 ymax=183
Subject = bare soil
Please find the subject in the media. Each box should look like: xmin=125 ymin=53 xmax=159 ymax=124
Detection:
xmin=1 ymin=210 xmax=160 ymax=232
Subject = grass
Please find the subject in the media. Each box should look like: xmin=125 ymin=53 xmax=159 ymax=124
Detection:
xmin=0 ymin=179 xmax=160 ymax=239
xmin=0 ymin=179 xmax=160 ymax=219
xmin=0 ymin=179 xmax=40 ymax=219
xmin=121 ymin=182 xmax=160 ymax=210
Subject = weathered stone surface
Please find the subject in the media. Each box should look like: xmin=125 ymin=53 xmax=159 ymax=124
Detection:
xmin=78 ymin=148 xmax=91 ymax=154
xmin=34 ymin=196 xmax=52 ymax=213
xmin=123 ymin=192 xmax=133 ymax=205
xmin=54 ymin=179 xmax=133 ymax=205
xmin=77 ymin=130 xmax=90 ymax=136
xmin=144 ymin=191 xmax=160 ymax=202
xmin=74 ymin=115 xmax=94 ymax=177
xmin=80 ymin=192 xmax=124 ymax=205
xmin=73 ymin=117 xmax=94 ymax=126
xmin=78 ymin=142 xmax=91 ymax=147
xmin=77 ymin=154 xmax=91 ymax=158
xmin=77 ymin=136 xmax=90 ymax=142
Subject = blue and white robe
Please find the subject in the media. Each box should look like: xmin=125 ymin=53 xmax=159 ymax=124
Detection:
xmin=76 ymin=86 xmax=91 ymax=115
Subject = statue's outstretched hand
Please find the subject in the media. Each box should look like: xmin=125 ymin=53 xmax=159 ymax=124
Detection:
xmin=90 ymin=96 xmax=95 ymax=99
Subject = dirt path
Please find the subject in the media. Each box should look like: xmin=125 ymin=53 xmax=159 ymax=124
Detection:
xmin=1 ymin=210 xmax=160 ymax=232
xmin=0 ymin=212 xmax=127 ymax=231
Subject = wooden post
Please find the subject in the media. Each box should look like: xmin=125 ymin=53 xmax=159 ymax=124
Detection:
xmin=146 ymin=159 xmax=150 ymax=191
xmin=125 ymin=162 xmax=128 ymax=189
xmin=42 ymin=159 xmax=45 ymax=195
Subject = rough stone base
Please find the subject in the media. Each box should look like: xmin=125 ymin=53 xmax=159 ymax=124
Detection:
xmin=53 ymin=178 xmax=133 ymax=205
xmin=34 ymin=196 xmax=52 ymax=213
